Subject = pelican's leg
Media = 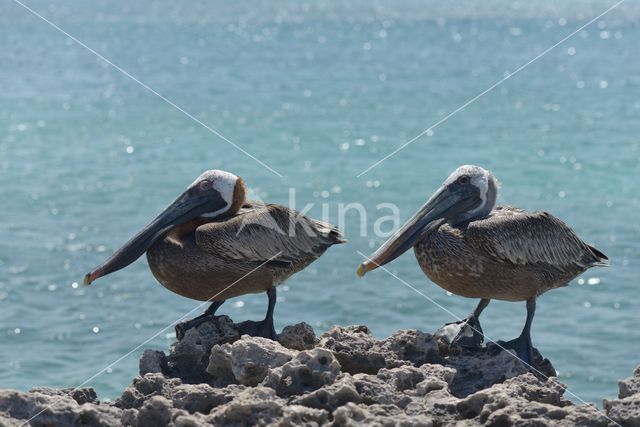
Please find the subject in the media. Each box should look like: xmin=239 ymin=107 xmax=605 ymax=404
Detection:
xmin=237 ymin=287 xmax=278 ymax=340
xmin=258 ymin=287 xmax=278 ymax=340
xmin=175 ymin=300 xmax=226 ymax=340
xmin=498 ymin=298 xmax=535 ymax=366
xmin=435 ymin=298 xmax=490 ymax=348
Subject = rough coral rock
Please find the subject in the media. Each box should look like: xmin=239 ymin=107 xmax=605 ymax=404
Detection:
xmin=332 ymin=402 xmax=432 ymax=427
xmin=167 ymin=315 xmax=240 ymax=384
xmin=171 ymin=383 xmax=243 ymax=414
xmin=0 ymin=389 xmax=123 ymax=427
xmin=206 ymin=335 xmax=297 ymax=387
xmin=604 ymin=364 xmax=640 ymax=427
xmin=2 ymin=317 xmax=639 ymax=426
xmin=115 ymin=373 xmax=182 ymax=410
xmin=278 ymin=322 xmax=317 ymax=350
xmin=379 ymin=329 xmax=442 ymax=366
xmin=139 ymin=349 xmax=168 ymax=376
xmin=135 ymin=395 xmax=176 ymax=426
xmin=618 ymin=365 xmax=640 ymax=399
xmin=206 ymin=387 xmax=286 ymax=425
xmin=318 ymin=325 xmax=392 ymax=375
xmin=28 ymin=387 xmax=98 ymax=405
xmin=264 ymin=348 xmax=341 ymax=396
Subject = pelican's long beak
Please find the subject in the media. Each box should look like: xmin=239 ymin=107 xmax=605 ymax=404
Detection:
xmin=357 ymin=185 xmax=479 ymax=277
xmin=84 ymin=190 xmax=227 ymax=285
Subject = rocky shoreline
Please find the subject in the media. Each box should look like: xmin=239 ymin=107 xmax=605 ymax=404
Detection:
xmin=1 ymin=317 xmax=638 ymax=426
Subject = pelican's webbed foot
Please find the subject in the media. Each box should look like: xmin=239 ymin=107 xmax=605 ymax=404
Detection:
xmin=175 ymin=317 xmax=211 ymax=340
xmin=175 ymin=300 xmax=225 ymax=340
xmin=497 ymin=334 xmax=533 ymax=367
xmin=238 ymin=288 xmax=278 ymax=341
xmin=435 ymin=315 xmax=485 ymax=348
xmin=237 ymin=287 xmax=278 ymax=340
xmin=176 ymin=288 xmax=279 ymax=341
xmin=435 ymin=298 xmax=490 ymax=349
xmin=237 ymin=318 xmax=277 ymax=340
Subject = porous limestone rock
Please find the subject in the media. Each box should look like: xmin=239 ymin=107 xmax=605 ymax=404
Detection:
xmin=264 ymin=348 xmax=341 ymax=396
xmin=618 ymin=365 xmax=640 ymax=399
xmin=28 ymin=387 xmax=98 ymax=405
xmin=318 ymin=325 xmax=398 ymax=374
xmin=206 ymin=387 xmax=286 ymax=425
xmin=318 ymin=326 xmax=445 ymax=377
xmin=3 ymin=317 xmax=639 ymax=427
xmin=115 ymin=373 xmax=182 ymax=410
xmin=166 ymin=315 xmax=240 ymax=384
xmin=278 ymin=322 xmax=317 ymax=350
xmin=139 ymin=349 xmax=168 ymax=376
xmin=171 ymin=383 xmax=243 ymax=414
xmin=379 ymin=328 xmax=442 ymax=366
xmin=206 ymin=341 xmax=235 ymax=387
xmin=604 ymin=365 xmax=640 ymax=427
xmin=332 ymin=402 xmax=433 ymax=427
xmin=0 ymin=389 xmax=123 ymax=427
xmin=206 ymin=335 xmax=297 ymax=387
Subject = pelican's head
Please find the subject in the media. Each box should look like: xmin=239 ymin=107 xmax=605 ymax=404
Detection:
xmin=84 ymin=170 xmax=246 ymax=285
xmin=186 ymin=170 xmax=246 ymax=218
xmin=357 ymin=165 xmax=498 ymax=277
xmin=440 ymin=165 xmax=498 ymax=223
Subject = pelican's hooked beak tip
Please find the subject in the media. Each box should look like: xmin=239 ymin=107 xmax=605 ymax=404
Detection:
xmin=83 ymin=273 xmax=93 ymax=286
xmin=356 ymin=263 xmax=367 ymax=278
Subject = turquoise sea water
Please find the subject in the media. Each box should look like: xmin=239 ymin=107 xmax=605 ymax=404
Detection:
xmin=1 ymin=0 xmax=639 ymax=405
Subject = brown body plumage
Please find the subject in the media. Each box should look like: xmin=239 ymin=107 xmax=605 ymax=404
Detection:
xmin=414 ymin=205 xmax=607 ymax=301
xmin=147 ymin=201 xmax=344 ymax=302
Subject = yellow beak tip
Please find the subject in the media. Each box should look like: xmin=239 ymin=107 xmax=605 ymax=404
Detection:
xmin=356 ymin=264 xmax=366 ymax=277
xmin=83 ymin=274 xmax=92 ymax=286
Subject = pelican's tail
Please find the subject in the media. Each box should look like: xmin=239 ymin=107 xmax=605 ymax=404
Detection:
xmin=312 ymin=219 xmax=347 ymax=245
xmin=588 ymin=245 xmax=609 ymax=267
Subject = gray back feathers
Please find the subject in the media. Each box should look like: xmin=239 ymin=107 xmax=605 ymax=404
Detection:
xmin=466 ymin=206 xmax=607 ymax=270
xmin=195 ymin=202 xmax=345 ymax=265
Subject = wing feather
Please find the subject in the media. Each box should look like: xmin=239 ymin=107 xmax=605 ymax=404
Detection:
xmin=466 ymin=206 xmax=607 ymax=269
xmin=195 ymin=202 xmax=345 ymax=264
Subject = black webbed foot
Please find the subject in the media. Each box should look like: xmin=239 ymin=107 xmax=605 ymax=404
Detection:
xmin=174 ymin=289 xmax=279 ymax=341
xmin=234 ymin=287 xmax=278 ymax=340
xmin=237 ymin=318 xmax=277 ymax=340
xmin=175 ymin=315 xmax=216 ymax=340
xmin=435 ymin=315 xmax=485 ymax=348
xmin=175 ymin=300 xmax=225 ymax=340
xmin=497 ymin=334 xmax=533 ymax=367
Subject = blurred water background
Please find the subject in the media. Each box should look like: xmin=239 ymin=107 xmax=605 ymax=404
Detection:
xmin=1 ymin=0 xmax=638 ymax=404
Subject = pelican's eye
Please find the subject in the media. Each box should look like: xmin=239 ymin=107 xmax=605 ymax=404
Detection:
xmin=457 ymin=175 xmax=471 ymax=185
xmin=199 ymin=180 xmax=212 ymax=191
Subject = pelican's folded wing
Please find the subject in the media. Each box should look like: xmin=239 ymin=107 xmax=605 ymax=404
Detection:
xmin=466 ymin=206 xmax=607 ymax=269
xmin=195 ymin=203 xmax=345 ymax=264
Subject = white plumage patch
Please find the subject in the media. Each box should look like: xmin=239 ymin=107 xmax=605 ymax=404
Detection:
xmin=446 ymin=165 xmax=496 ymax=214
xmin=190 ymin=170 xmax=238 ymax=218
xmin=191 ymin=170 xmax=238 ymax=205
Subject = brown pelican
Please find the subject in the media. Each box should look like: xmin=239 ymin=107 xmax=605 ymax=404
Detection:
xmin=84 ymin=170 xmax=345 ymax=339
xmin=357 ymin=165 xmax=607 ymax=365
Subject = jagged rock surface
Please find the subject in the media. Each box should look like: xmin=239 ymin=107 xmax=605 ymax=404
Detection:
xmin=604 ymin=365 xmax=640 ymax=427
xmin=1 ymin=317 xmax=638 ymax=426
xmin=208 ymin=335 xmax=297 ymax=387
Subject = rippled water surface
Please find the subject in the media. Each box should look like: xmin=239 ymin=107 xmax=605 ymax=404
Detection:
xmin=1 ymin=0 xmax=639 ymax=404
